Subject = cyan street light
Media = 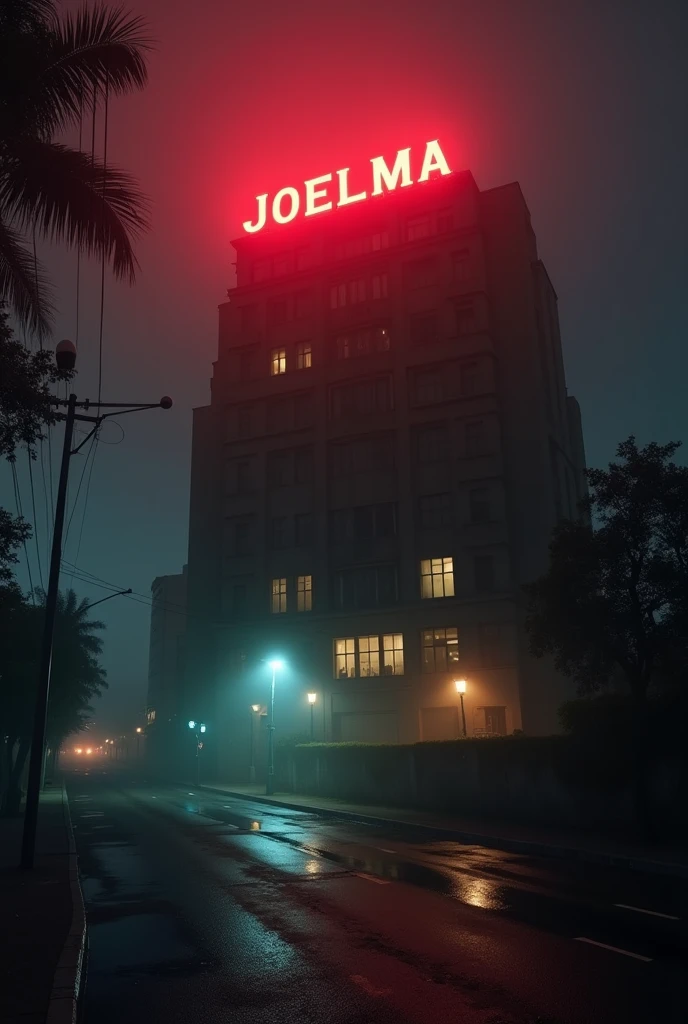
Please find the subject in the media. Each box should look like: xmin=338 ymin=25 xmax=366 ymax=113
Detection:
xmin=266 ymin=659 xmax=284 ymax=795
xmin=455 ymin=678 xmax=467 ymax=737
xmin=307 ymin=692 xmax=317 ymax=741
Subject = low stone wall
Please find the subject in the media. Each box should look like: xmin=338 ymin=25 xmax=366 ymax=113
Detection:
xmin=275 ymin=737 xmax=685 ymax=834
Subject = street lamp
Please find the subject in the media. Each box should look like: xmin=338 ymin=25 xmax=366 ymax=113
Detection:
xmin=307 ymin=692 xmax=317 ymax=741
xmin=249 ymin=705 xmax=261 ymax=783
xmin=455 ymin=679 xmax=467 ymax=737
xmin=187 ymin=720 xmax=207 ymax=786
xmin=266 ymin=658 xmax=284 ymax=796
xmin=21 ymin=340 xmax=172 ymax=869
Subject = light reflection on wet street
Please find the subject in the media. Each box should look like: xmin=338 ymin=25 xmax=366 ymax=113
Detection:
xmin=69 ymin=768 xmax=688 ymax=1024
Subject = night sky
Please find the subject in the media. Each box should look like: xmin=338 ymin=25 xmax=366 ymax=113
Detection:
xmin=5 ymin=0 xmax=687 ymax=736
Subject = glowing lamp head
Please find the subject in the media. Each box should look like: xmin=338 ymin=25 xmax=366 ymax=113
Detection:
xmin=200 ymin=724 xmax=206 ymax=734
xmin=307 ymin=692 xmax=317 ymax=705
xmin=135 ymin=727 xmax=142 ymax=733
xmin=268 ymin=659 xmax=284 ymax=671
xmin=455 ymin=679 xmax=467 ymax=695
xmin=251 ymin=704 xmax=261 ymax=713
xmin=188 ymin=720 xmax=196 ymax=730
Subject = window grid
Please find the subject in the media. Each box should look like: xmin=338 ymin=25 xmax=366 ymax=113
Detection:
xmin=296 ymin=341 xmax=312 ymax=369
xmin=271 ymin=347 xmax=286 ymax=376
xmin=421 ymin=627 xmax=459 ymax=673
xmin=271 ymin=577 xmax=287 ymax=613
xmin=333 ymin=634 xmax=404 ymax=678
xmin=297 ymin=574 xmax=312 ymax=612
xmin=420 ymin=557 xmax=455 ymax=599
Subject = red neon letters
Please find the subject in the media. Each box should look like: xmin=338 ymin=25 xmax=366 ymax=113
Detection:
xmin=242 ymin=140 xmax=451 ymax=235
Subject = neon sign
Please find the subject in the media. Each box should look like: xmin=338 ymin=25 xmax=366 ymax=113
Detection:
xmin=242 ymin=140 xmax=451 ymax=235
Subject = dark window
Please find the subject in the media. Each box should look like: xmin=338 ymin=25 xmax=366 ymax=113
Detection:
xmin=331 ymin=503 xmax=397 ymax=543
xmin=416 ymin=424 xmax=448 ymax=463
xmin=330 ymin=278 xmax=366 ymax=309
xmin=335 ymin=326 xmax=390 ymax=360
xmin=239 ymin=304 xmax=258 ymax=333
xmin=238 ymin=348 xmax=257 ymax=380
xmin=478 ymin=623 xmax=504 ymax=666
xmin=295 ymin=513 xmax=313 ymax=547
xmin=456 ymin=303 xmax=475 ymax=335
xmin=409 ymin=311 xmax=438 ymax=348
xmin=268 ymin=397 xmax=290 ymax=433
xmin=406 ymin=215 xmax=432 ymax=241
xmin=419 ymin=493 xmax=452 ymax=528
xmin=330 ymin=377 xmax=393 ymax=419
xmin=269 ymin=516 xmax=289 ymax=550
xmin=333 ymin=565 xmax=398 ymax=609
xmin=232 ymin=582 xmax=247 ymax=608
xmin=475 ymin=705 xmax=507 ymax=736
xmin=294 ymin=447 xmax=313 ymax=483
xmin=267 ymin=290 xmax=311 ymax=325
xmin=294 ymin=391 xmax=314 ymax=428
xmin=236 ymin=405 xmax=253 ymax=438
xmin=469 ymin=488 xmax=490 ymax=523
xmin=436 ymin=209 xmax=453 ymax=233
xmin=330 ymin=434 xmax=395 ymax=475
xmin=474 ymin=554 xmax=495 ymax=593
xmin=236 ymin=461 xmax=251 ymax=492
xmin=231 ymin=520 xmax=252 ymax=554
xmin=452 ymin=249 xmax=470 ymax=284
xmin=371 ymin=273 xmax=388 ymax=300
xmin=404 ymin=256 xmax=436 ymax=289
xmin=413 ymin=367 xmax=444 ymax=405
xmin=421 ymin=627 xmax=459 ymax=673
xmin=460 ymin=361 xmax=479 ymax=395
xmin=267 ymin=450 xmax=290 ymax=487
xmin=465 ymin=419 xmax=487 ymax=457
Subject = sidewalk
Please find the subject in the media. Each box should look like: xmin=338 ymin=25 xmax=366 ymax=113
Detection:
xmin=200 ymin=782 xmax=688 ymax=879
xmin=0 ymin=785 xmax=86 ymax=1024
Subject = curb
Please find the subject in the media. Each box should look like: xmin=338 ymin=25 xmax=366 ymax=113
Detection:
xmin=45 ymin=784 xmax=87 ymax=1024
xmin=199 ymin=785 xmax=688 ymax=880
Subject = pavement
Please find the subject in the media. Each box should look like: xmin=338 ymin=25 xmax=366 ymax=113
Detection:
xmin=68 ymin=765 xmax=687 ymax=1023
xmin=0 ymin=783 xmax=86 ymax=1024
xmin=201 ymin=781 xmax=688 ymax=878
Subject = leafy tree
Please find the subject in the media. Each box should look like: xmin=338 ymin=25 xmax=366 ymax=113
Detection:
xmin=0 ymin=0 xmax=151 ymax=336
xmin=525 ymin=437 xmax=688 ymax=832
xmin=1 ymin=587 xmax=106 ymax=814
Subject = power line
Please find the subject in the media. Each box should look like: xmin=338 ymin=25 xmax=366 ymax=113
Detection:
xmin=97 ymin=70 xmax=109 ymax=405
xmin=11 ymin=461 xmax=35 ymax=602
xmin=26 ymin=448 xmax=44 ymax=591
xmin=64 ymin=432 xmax=98 ymax=555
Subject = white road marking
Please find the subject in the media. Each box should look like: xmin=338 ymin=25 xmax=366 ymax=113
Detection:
xmin=374 ymin=847 xmax=396 ymax=854
xmin=614 ymin=903 xmax=680 ymax=921
xmin=79 ymin=812 xmax=104 ymax=818
xmin=574 ymin=937 xmax=652 ymax=962
xmin=355 ymin=872 xmax=390 ymax=885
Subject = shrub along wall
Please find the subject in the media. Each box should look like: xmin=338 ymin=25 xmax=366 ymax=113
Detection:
xmin=274 ymin=735 xmax=687 ymax=836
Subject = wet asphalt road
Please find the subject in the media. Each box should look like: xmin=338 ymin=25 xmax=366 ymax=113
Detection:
xmin=68 ymin=766 xmax=688 ymax=1024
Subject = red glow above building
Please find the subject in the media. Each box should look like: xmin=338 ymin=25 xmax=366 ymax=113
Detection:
xmin=242 ymin=139 xmax=452 ymax=235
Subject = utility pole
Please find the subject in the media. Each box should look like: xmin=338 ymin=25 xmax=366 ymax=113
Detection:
xmin=21 ymin=340 xmax=172 ymax=869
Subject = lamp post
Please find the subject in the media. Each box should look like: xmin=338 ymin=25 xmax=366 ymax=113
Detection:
xmin=455 ymin=679 xmax=467 ymax=737
xmin=188 ymin=720 xmax=206 ymax=786
xmin=249 ymin=705 xmax=260 ymax=782
xmin=20 ymin=339 xmax=172 ymax=870
xmin=135 ymin=726 xmax=142 ymax=759
xmin=266 ymin=659 xmax=284 ymax=795
xmin=307 ymin=692 xmax=317 ymax=741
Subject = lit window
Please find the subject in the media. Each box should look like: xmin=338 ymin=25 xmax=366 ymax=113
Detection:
xmin=296 ymin=341 xmax=312 ymax=369
xmin=271 ymin=577 xmax=287 ymax=613
xmin=358 ymin=635 xmax=380 ymax=677
xmin=297 ymin=575 xmax=312 ymax=612
xmin=334 ymin=638 xmax=356 ymax=678
xmin=333 ymin=634 xmax=404 ymax=678
xmin=420 ymin=557 xmax=455 ymax=599
xmin=382 ymin=634 xmax=404 ymax=675
xmin=421 ymin=628 xmax=459 ymax=673
xmin=271 ymin=347 xmax=286 ymax=376
xmin=371 ymin=273 xmax=388 ymax=300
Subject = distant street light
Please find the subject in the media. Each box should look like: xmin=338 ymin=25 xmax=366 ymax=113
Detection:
xmin=249 ymin=704 xmax=261 ymax=783
xmin=187 ymin=720 xmax=206 ymax=785
xmin=455 ymin=679 xmax=467 ymax=737
xmin=307 ymin=692 xmax=317 ymax=741
xmin=21 ymin=339 xmax=172 ymax=870
xmin=266 ymin=659 xmax=284 ymax=795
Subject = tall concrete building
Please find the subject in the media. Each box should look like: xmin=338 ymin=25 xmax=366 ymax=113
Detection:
xmin=186 ymin=156 xmax=586 ymax=781
xmin=145 ymin=566 xmax=187 ymax=772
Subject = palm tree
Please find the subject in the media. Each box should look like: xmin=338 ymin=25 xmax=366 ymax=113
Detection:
xmin=1 ymin=587 xmax=106 ymax=814
xmin=0 ymin=0 xmax=152 ymax=337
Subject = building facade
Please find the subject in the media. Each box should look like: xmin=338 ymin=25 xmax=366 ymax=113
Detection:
xmin=185 ymin=167 xmax=587 ymax=781
xmin=145 ymin=566 xmax=187 ymax=772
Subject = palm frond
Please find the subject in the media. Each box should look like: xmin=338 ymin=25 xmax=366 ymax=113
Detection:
xmin=0 ymin=0 xmax=57 ymax=32
xmin=0 ymin=216 xmax=53 ymax=337
xmin=1 ymin=139 xmax=150 ymax=282
xmin=38 ymin=4 xmax=152 ymax=134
